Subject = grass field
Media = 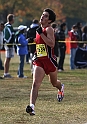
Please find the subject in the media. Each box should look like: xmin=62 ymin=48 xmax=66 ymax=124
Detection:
xmin=0 ymin=52 xmax=87 ymax=124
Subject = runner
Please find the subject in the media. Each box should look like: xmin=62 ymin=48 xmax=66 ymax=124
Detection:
xmin=26 ymin=8 xmax=64 ymax=115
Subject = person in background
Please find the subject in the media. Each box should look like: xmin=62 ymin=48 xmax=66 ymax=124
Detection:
xmin=68 ymin=25 xmax=79 ymax=70
xmin=82 ymin=25 xmax=87 ymax=48
xmin=0 ymin=22 xmax=4 ymax=70
xmin=26 ymin=8 xmax=64 ymax=116
xmin=15 ymin=25 xmax=28 ymax=78
xmin=76 ymin=22 xmax=83 ymax=47
xmin=74 ymin=44 xmax=87 ymax=69
xmin=76 ymin=22 xmax=82 ymax=41
xmin=3 ymin=14 xmax=15 ymax=78
xmin=51 ymin=23 xmax=59 ymax=59
xmin=74 ymin=25 xmax=87 ymax=68
xmin=25 ymin=45 xmax=30 ymax=64
xmin=57 ymin=23 xmax=67 ymax=72
xmin=27 ymin=19 xmax=39 ymax=75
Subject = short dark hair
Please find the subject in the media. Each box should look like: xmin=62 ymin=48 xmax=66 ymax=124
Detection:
xmin=7 ymin=14 xmax=14 ymax=22
xmin=0 ymin=22 xmax=4 ymax=26
xmin=32 ymin=19 xmax=39 ymax=24
xmin=82 ymin=25 xmax=87 ymax=33
xmin=60 ymin=23 xmax=66 ymax=29
xmin=76 ymin=22 xmax=81 ymax=27
xmin=72 ymin=24 xmax=77 ymax=29
xmin=44 ymin=8 xmax=56 ymax=23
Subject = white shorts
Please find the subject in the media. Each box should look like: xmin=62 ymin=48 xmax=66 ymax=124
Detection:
xmin=5 ymin=47 xmax=14 ymax=58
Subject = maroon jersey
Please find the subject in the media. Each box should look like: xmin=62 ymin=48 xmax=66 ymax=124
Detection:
xmin=33 ymin=27 xmax=57 ymax=75
xmin=35 ymin=27 xmax=55 ymax=59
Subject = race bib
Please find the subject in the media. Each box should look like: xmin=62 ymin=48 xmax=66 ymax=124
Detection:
xmin=36 ymin=44 xmax=47 ymax=57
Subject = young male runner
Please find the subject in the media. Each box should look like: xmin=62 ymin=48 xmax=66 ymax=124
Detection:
xmin=26 ymin=8 xmax=64 ymax=115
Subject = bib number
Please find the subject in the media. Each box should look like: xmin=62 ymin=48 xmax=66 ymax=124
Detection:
xmin=36 ymin=44 xmax=47 ymax=57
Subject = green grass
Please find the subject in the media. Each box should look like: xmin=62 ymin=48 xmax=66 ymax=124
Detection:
xmin=0 ymin=53 xmax=87 ymax=124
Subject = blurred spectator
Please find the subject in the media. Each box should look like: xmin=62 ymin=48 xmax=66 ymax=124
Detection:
xmin=16 ymin=25 xmax=28 ymax=78
xmin=57 ymin=23 xmax=67 ymax=71
xmin=27 ymin=19 xmax=39 ymax=75
xmin=51 ymin=23 xmax=59 ymax=58
xmin=0 ymin=22 xmax=4 ymax=70
xmin=76 ymin=22 xmax=82 ymax=41
xmin=3 ymin=14 xmax=15 ymax=78
xmin=25 ymin=45 xmax=30 ymax=64
xmin=68 ymin=25 xmax=79 ymax=70
xmin=74 ymin=44 xmax=87 ymax=68
xmin=82 ymin=25 xmax=87 ymax=48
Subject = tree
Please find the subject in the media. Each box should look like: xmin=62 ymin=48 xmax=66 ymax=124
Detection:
xmin=0 ymin=0 xmax=87 ymax=27
xmin=61 ymin=0 xmax=87 ymax=22
xmin=0 ymin=0 xmax=17 ymax=22
xmin=0 ymin=0 xmax=64 ymax=25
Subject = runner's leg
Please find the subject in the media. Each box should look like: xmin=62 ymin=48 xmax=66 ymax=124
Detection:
xmin=30 ymin=65 xmax=45 ymax=105
xmin=49 ymin=68 xmax=61 ymax=91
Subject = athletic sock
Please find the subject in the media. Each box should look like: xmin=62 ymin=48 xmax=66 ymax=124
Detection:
xmin=4 ymin=73 xmax=9 ymax=76
xmin=30 ymin=104 xmax=34 ymax=110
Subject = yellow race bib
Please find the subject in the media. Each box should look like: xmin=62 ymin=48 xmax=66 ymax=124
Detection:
xmin=36 ymin=44 xmax=47 ymax=57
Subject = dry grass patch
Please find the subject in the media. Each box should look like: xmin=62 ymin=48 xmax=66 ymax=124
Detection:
xmin=0 ymin=53 xmax=87 ymax=124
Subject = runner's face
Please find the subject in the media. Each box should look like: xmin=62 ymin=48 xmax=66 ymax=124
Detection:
xmin=40 ymin=12 xmax=50 ymax=25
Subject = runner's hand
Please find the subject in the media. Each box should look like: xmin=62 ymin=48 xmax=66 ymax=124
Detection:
xmin=36 ymin=27 xmax=42 ymax=35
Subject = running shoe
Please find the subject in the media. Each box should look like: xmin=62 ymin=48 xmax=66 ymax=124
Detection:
xmin=26 ymin=105 xmax=35 ymax=116
xmin=57 ymin=84 xmax=64 ymax=102
xmin=17 ymin=75 xmax=27 ymax=78
xmin=3 ymin=74 xmax=12 ymax=78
